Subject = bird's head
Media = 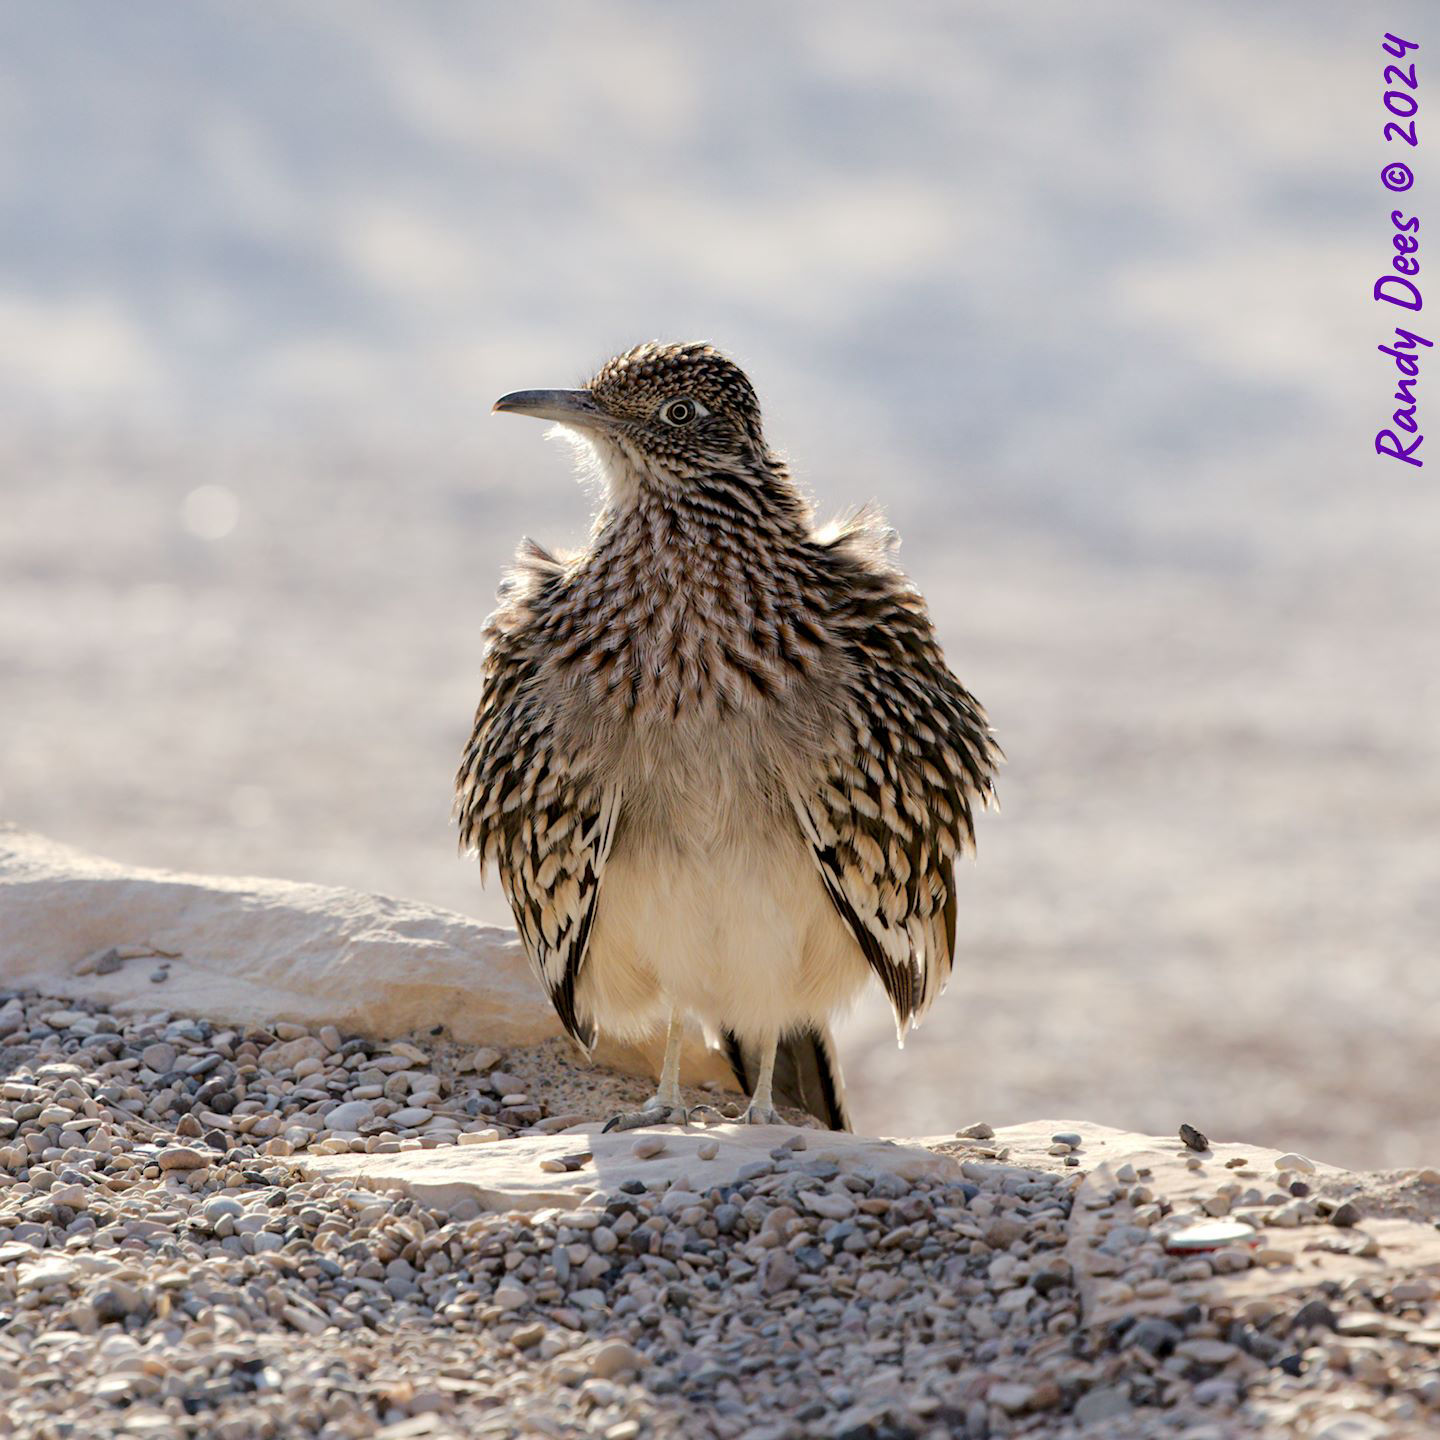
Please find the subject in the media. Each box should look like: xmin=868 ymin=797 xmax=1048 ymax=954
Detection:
xmin=492 ymin=342 xmax=771 ymax=498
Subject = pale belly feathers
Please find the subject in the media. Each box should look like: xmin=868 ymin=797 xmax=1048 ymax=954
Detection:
xmin=575 ymin=717 xmax=871 ymax=1044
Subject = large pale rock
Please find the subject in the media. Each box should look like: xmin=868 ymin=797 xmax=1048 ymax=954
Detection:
xmin=929 ymin=1120 xmax=1440 ymax=1330
xmin=302 ymin=1124 xmax=962 ymax=1214
xmin=0 ymin=826 xmax=544 ymax=1043
xmin=0 ymin=827 xmax=726 ymax=1084
xmin=1060 ymin=1126 xmax=1440 ymax=1327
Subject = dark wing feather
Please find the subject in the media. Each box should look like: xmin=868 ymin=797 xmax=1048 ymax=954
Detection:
xmin=455 ymin=541 xmax=620 ymax=1050
xmin=792 ymin=518 xmax=999 ymax=1037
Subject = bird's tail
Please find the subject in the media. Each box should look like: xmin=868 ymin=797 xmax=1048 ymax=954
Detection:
xmin=722 ymin=1024 xmax=852 ymax=1131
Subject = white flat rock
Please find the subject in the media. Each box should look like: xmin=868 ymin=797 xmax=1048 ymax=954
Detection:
xmin=300 ymin=1124 xmax=962 ymax=1214
xmin=0 ymin=826 xmax=544 ymax=1046
xmin=0 ymin=827 xmax=726 ymax=1083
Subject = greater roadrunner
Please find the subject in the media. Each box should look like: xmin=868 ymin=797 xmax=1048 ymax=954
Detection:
xmin=456 ymin=343 xmax=998 ymax=1129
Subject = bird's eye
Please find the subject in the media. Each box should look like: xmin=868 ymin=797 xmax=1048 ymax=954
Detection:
xmin=658 ymin=397 xmax=708 ymax=427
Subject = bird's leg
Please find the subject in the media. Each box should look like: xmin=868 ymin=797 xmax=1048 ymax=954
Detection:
xmin=652 ymin=1006 xmax=684 ymax=1111
xmin=602 ymin=1008 xmax=688 ymax=1132
xmin=740 ymin=1035 xmax=782 ymax=1125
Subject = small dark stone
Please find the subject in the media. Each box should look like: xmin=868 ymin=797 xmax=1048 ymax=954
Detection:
xmin=876 ymin=1425 xmax=920 ymax=1440
xmin=1289 ymin=1180 xmax=1310 ymax=1197
xmin=1247 ymin=1333 xmax=1283 ymax=1362
xmin=1229 ymin=1320 xmax=1281 ymax=1361
xmin=1330 ymin=1201 xmax=1361 ymax=1228
xmin=92 ymin=1289 xmax=131 ymax=1324
xmin=1129 ymin=1317 xmax=1182 ymax=1356
xmin=1179 ymin=1123 xmax=1209 ymax=1152
xmin=619 ymin=1179 xmax=646 ymax=1195
xmin=1292 ymin=1298 xmax=1338 ymax=1332
xmin=1277 ymin=1352 xmax=1306 ymax=1376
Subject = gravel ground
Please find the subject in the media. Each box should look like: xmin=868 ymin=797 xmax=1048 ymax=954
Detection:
xmin=1 ymin=992 xmax=1438 ymax=1440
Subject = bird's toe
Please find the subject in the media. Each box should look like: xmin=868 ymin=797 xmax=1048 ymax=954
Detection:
xmin=601 ymin=1103 xmax=674 ymax=1133
xmin=685 ymin=1102 xmax=734 ymax=1126
xmin=740 ymin=1103 xmax=783 ymax=1126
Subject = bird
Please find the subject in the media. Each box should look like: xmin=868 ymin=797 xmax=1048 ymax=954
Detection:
xmin=455 ymin=342 xmax=999 ymax=1130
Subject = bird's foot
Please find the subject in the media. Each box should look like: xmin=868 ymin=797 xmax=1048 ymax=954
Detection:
xmin=739 ymin=1102 xmax=783 ymax=1126
xmin=601 ymin=1098 xmax=735 ymax=1132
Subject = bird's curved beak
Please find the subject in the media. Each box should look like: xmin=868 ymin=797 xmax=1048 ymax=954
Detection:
xmin=491 ymin=389 xmax=607 ymax=428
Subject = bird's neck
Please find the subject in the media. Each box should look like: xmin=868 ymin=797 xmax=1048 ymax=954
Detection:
xmin=557 ymin=456 xmax=821 ymax=717
xmin=595 ymin=440 xmax=808 ymax=537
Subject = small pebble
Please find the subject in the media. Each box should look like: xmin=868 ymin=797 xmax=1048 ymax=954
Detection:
xmin=140 ymin=1043 xmax=176 ymax=1073
xmin=697 ymin=1138 xmax=719 ymax=1161
xmin=494 ymin=1280 xmax=530 ymax=1311
xmin=323 ymin=1100 xmax=374 ymax=1132
xmin=458 ymin=1129 xmax=502 ymax=1145
xmin=1176 ymin=1338 xmax=1238 ymax=1366
xmin=1329 ymin=1200 xmax=1361 ymax=1228
xmin=587 ymin=1338 xmax=645 ymax=1379
xmin=1274 ymin=1152 xmax=1316 ymax=1174
xmin=1163 ymin=1219 xmax=1260 ymax=1252
xmin=1179 ymin=1123 xmax=1209 ymax=1152
xmin=631 ymin=1135 xmax=666 ymax=1160
xmin=157 ymin=1145 xmax=208 ymax=1171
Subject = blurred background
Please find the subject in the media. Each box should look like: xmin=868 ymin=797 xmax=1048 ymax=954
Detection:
xmin=2 ymin=2 xmax=1436 ymax=1166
